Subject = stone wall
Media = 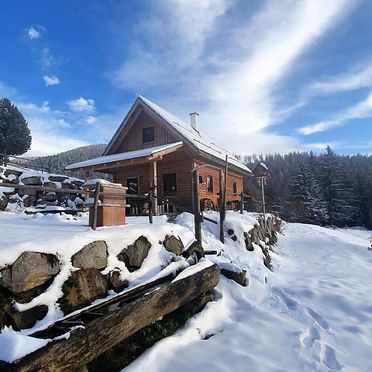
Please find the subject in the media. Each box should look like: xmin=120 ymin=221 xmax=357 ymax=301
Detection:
xmin=0 ymin=234 xmax=187 ymax=331
xmin=0 ymin=166 xmax=85 ymax=211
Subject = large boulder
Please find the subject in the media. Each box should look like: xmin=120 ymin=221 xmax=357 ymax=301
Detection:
xmin=0 ymin=252 xmax=60 ymax=294
xmin=49 ymin=175 xmax=68 ymax=182
xmin=21 ymin=176 xmax=42 ymax=186
xmin=117 ymin=236 xmax=151 ymax=272
xmin=4 ymin=168 xmax=22 ymax=178
xmin=163 ymin=235 xmax=184 ymax=256
xmin=59 ymin=268 xmax=108 ymax=313
xmin=72 ymin=241 xmax=108 ymax=270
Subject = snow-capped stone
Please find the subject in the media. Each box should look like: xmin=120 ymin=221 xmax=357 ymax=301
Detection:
xmin=21 ymin=176 xmax=42 ymax=186
xmin=163 ymin=235 xmax=184 ymax=255
xmin=48 ymin=175 xmax=68 ymax=182
xmin=0 ymin=252 xmax=60 ymax=294
xmin=117 ymin=236 xmax=151 ymax=272
xmin=71 ymin=240 xmax=108 ymax=270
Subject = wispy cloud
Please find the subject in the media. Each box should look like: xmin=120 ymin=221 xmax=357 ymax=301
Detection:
xmin=26 ymin=26 xmax=42 ymax=40
xmin=40 ymin=47 xmax=55 ymax=68
xmin=309 ymin=61 xmax=372 ymax=95
xmin=110 ymin=0 xmax=355 ymax=154
xmin=299 ymin=92 xmax=372 ymax=135
xmin=68 ymin=97 xmax=95 ymax=113
xmin=43 ymin=75 xmax=60 ymax=86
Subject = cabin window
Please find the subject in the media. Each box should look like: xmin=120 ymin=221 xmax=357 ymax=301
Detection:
xmin=142 ymin=126 xmax=154 ymax=143
xmin=163 ymin=173 xmax=177 ymax=193
xmin=207 ymin=175 xmax=213 ymax=193
xmin=127 ymin=178 xmax=139 ymax=194
xmin=199 ymin=175 xmax=203 ymax=184
xmin=233 ymin=182 xmax=237 ymax=195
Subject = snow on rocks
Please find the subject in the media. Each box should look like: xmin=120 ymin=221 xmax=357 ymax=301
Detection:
xmin=71 ymin=240 xmax=108 ymax=270
xmin=0 ymin=165 xmax=85 ymax=212
xmin=0 ymin=209 xmax=282 ymax=364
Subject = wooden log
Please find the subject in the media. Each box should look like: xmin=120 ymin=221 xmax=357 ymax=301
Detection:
xmin=4 ymin=263 xmax=219 ymax=371
xmin=192 ymin=169 xmax=202 ymax=245
xmin=91 ymin=182 xmax=101 ymax=230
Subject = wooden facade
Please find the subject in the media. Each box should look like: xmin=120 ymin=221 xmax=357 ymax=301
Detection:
xmin=68 ymin=97 xmax=250 ymax=213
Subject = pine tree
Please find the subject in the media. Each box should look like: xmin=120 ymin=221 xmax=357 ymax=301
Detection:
xmin=317 ymin=146 xmax=359 ymax=226
xmin=287 ymin=162 xmax=328 ymax=225
xmin=0 ymin=98 xmax=32 ymax=164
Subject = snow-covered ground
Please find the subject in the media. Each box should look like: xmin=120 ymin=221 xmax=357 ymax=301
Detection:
xmin=0 ymin=209 xmax=371 ymax=371
xmin=124 ymin=222 xmax=372 ymax=372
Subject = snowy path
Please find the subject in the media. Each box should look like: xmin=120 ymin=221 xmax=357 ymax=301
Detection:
xmin=125 ymin=223 xmax=372 ymax=372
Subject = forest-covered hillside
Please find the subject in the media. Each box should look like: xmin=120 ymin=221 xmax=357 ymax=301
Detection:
xmin=18 ymin=144 xmax=107 ymax=178
xmin=244 ymin=147 xmax=372 ymax=228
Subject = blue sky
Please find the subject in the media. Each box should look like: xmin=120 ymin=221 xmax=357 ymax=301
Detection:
xmin=1 ymin=0 xmax=371 ymax=156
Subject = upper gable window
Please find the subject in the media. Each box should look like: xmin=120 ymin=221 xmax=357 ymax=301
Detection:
xmin=142 ymin=126 xmax=154 ymax=143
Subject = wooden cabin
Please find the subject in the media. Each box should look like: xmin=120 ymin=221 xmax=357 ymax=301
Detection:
xmin=66 ymin=96 xmax=251 ymax=213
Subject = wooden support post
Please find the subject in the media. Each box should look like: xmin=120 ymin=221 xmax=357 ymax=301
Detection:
xmin=149 ymin=161 xmax=158 ymax=216
xmin=91 ymin=181 xmax=100 ymax=230
xmin=219 ymin=169 xmax=225 ymax=244
xmin=148 ymin=187 xmax=153 ymax=224
xmin=192 ymin=169 xmax=202 ymax=245
xmin=240 ymin=191 xmax=244 ymax=214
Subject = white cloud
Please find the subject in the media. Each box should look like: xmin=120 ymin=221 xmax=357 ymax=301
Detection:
xmin=43 ymin=75 xmax=60 ymax=86
xmin=68 ymin=97 xmax=95 ymax=113
xmin=110 ymin=0 xmax=355 ymax=152
xmin=299 ymin=92 xmax=372 ymax=135
xmin=309 ymin=62 xmax=372 ymax=95
xmin=86 ymin=116 xmax=97 ymax=124
xmin=27 ymin=27 xmax=41 ymax=39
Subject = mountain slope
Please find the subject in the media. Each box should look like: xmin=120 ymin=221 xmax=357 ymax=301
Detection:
xmin=20 ymin=144 xmax=107 ymax=177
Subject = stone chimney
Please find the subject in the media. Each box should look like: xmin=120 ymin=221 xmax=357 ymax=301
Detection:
xmin=189 ymin=112 xmax=199 ymax=131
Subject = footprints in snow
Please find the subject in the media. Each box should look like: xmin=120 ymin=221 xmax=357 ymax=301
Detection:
xmin=273 ymin=288 xmax=342 ymax=370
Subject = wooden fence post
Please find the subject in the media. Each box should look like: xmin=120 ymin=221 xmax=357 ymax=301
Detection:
xmin=192 ymin=169 xmax=202 ymax=245
xmin=240 ymin=191 xmax=244 ymax=214
xmin=219 ymin=169 xmax=225 ymax=243
xmin=148 ymin=187 xmax=153 ymax=224
xmin=92 ymin=181 xmax=101 ymax=230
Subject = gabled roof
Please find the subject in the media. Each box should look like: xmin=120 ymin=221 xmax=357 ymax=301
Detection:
xmin=104 ymin=96 xmax=251 ymax=174
xmin=66 ymin=142 xmax=183 ymax=171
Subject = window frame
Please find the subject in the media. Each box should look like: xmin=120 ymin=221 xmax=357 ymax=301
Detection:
xmin=232 ymin=181 xmax=237 ymax=195
xmin=207 ymin=175 xmax=213 ymax=193
xmin=163 ymin=173 xmax=177 ymax=194
xmin=142 ymin=126 xmax=155 ymax=143
xmin=126 ymin=177 xmax=139 ymax=194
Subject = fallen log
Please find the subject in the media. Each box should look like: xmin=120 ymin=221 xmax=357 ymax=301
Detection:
xmin=2 ymin=263 xmax=220 ymax=371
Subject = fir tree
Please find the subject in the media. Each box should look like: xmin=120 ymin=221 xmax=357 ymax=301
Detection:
xmin=287 ymin=162 xmax=328 ymax=225
xmin=0 ymin=98 xmax=32 ymax=164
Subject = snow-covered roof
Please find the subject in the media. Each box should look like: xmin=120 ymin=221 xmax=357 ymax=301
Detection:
xmin=66 ymin=142 xmax=183 ymax=170
xmin=105 ymin=96 xmax=251 ymax=174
